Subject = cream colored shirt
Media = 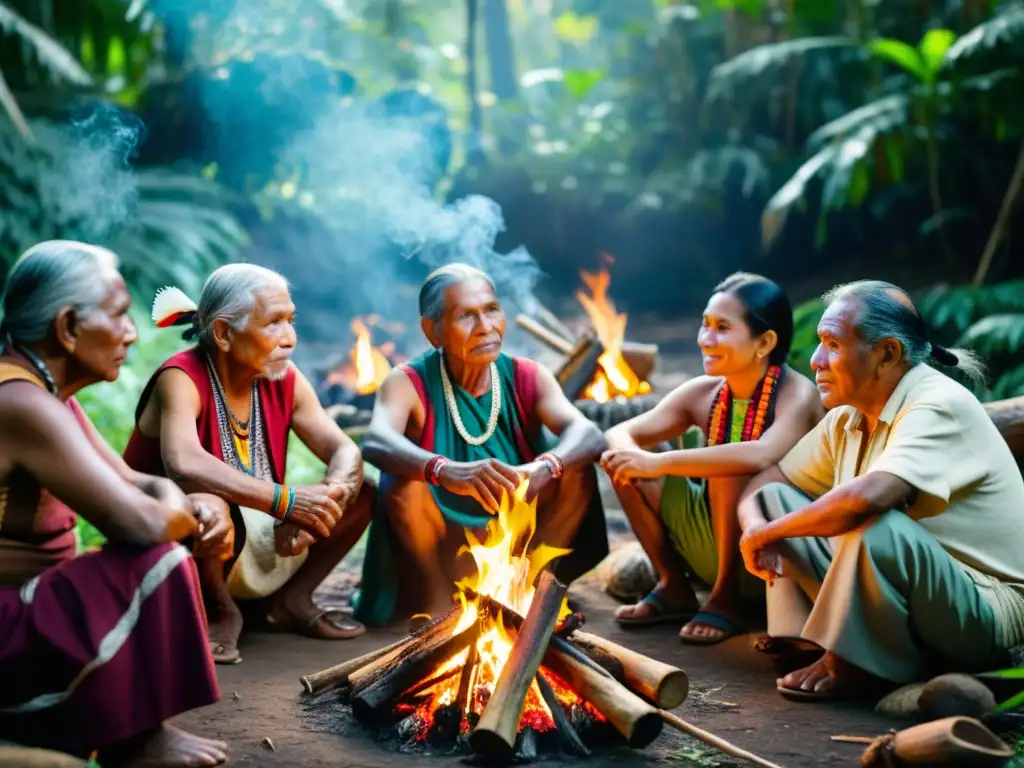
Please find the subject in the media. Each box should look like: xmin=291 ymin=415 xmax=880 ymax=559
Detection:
xmin=779 ymin=363 xmax=1024 ymax=648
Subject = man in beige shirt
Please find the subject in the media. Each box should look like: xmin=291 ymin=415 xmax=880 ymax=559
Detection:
xmin=737 ymin=279 xmax=1024 ymax=701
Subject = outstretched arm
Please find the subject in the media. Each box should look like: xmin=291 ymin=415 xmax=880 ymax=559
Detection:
xmin=604 ymin=378 xmax=701 ymax=451
xmin=532 ymin=363 xmax=606 ymax=470
xmin=290 ymin=367 xmax=363 ymax=505
xmin=0 ymin=384 xmax=198 ymax=546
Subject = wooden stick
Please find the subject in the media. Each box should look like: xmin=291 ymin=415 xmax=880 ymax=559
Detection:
xmin=830 ymin=735 xmax=875 ymax=744
xmin=536 ymin=306 xmax=577 ymax=344
xmin=537 ymin=671 xmax=590 ymax=757
xmin=397 ymin=666 xmax=460 ymax=703
xmin=455 ymin=642 xmax=479 ymax=720
xmin=659 ymin=710 xmax=787 ymax=768
xmin=300 ymin=634 xmax=413 ymax=695
xmin=571 ymin=630 xmax=689 ymax=709
xmin=984 ymin=396 xmax=1024 ymax=459
xmin=543 ymin=639 xmax=663 ymax=749
xmin=516 ymin=314 xmax=574 ymax=355
xmin=351 ymin=619 xmax=480 ymax=725
xmin=470 ymin=571 xmax=568 ymax=759
xmin=348 ymin=607 xmax=462 ymax=697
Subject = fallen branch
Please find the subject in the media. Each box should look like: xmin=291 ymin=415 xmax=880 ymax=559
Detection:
xmin=300 ymin=634 xmax=414 ymax=695
xmin=660 ymin=710 xmax=787 ymax=768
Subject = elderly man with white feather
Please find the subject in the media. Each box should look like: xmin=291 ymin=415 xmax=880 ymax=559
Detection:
xmin=124 ymin=264 xmax=372 ymax=664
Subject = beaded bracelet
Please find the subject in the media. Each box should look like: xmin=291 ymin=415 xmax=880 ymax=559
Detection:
xmin=538 ymin=452 xmax=564 ymax=479
xmin=271 ymin=483 xmax=296 ymax=521
xmin=424 ymin=455 xmax=449 ymax=486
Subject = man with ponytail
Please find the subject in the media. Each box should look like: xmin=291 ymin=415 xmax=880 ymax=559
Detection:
xmin=124 ymin=263 xmax=371 ymax=665
xmin=737 ymin=280 xmax=1024 ymax=701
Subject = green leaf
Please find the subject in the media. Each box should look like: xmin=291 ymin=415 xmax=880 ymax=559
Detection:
xmin=918 ymin=28 xmax=956 ymax=78
xmin=0 ymin=2 xmax=92 ymax=86
xmin=866 ymin=37 xmax=927 ymax=82
xmin=761 ymin=144 xmax=837 ymax=249
xmin=957 ymin=313 xmax=1024 ymax=357
xmin=562 ymin=69 xmax=606 ymax=99
xmin=552 ymin=12 xmax=599 ymax=44
xmin=944 ymin=4 xmax=1024 ymax=68
xmin=706 ymin=37 xmax=859 ymax=103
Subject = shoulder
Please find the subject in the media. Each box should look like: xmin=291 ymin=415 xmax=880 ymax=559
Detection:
xmin=0 ymin=381 xmax=81 ymax=437
xmin=380 ymin=363 xmax=423 ymax=401
xmin=665 ymin=375 xmax=722 ymax=403
xmin=779 ymin=366 xmax=823 ymax=409
xmin=896 ymin=366 xmax=981 ymax=423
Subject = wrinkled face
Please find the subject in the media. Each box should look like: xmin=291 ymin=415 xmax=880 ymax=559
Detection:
xmin=223 ymin=283 xmax=297 ymax=380
xmin=70 ymin=268 xmax=138 ymax=383
xmin=697 ymin=291 xmax=770 ymax=377
xmin=810 ymin=299 xmax=879 ymax=409
xmin=424 ymin=279 xmax=506 ymax=366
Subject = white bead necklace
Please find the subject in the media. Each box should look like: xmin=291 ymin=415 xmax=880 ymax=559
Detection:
xmin=439 ymin=353 xmax=501 ymax=446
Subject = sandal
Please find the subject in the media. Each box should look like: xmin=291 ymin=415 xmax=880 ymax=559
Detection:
xmin=266 ymin=607 xmax=367 ymax=640
xmin=209 ymin=640 xmax=241 ymax=665
xmin=615 ymin=591 xmax=695 ymax=627
xmin=679 ymin=610 xmax=744 ymax=646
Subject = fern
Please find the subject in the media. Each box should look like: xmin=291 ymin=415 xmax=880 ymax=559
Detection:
xmin=944 ymin=3 xmax=1024 ymax=69
xmin=957 ymin=314 xmax=1024 ymax=358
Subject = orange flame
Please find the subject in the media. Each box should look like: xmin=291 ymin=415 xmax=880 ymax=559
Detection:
xmin=575 ymin=266 xmax=652 ymax=403
xmin=326 ymin=317 xmax=392 ymax=394
xmin=398 ymin=482 xmax=603 ymax=738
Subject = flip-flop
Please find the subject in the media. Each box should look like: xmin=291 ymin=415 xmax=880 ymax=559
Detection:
xmin=776 ymin=682 xmax=846 ymax=702
xmin=615 ymin=591 xmax=695 ymax=627
xmin=267 ymin=607 xmax=367 ymax=640
xmin=209 ymin=640 xmax=242 ymax=665
xmin=678 ymin=610 xmax=744 ymax=646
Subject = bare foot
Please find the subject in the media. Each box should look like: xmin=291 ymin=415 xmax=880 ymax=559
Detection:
xmin=678 ymin=595 xmax=743 ymax=643
xmin=615 ymin=585 xmax=698 ymax=624
xmin=776 ymin=651 xmax=879 ymax=699
xmin=266 ymin=593 xmax=365 ymax=639
xmin=206 ymin=601 xmax=243 ymax=665
xmin=122 ymin=723 xmax=227 ymax=767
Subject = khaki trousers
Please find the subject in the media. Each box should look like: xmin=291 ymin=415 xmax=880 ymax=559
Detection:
xmin=756 ymin=482 xmax=1004 ymax=682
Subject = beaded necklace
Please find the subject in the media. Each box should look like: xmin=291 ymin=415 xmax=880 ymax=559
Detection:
xmin=205 ymin=354 xmax=273 ymax=480
xmin=705 ymin=365 xmax=783 ymax=446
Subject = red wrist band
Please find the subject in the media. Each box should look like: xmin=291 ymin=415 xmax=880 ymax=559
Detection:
xmin=538 ymin=453 xmax=563 ymax=478
xmin=424 ymin=455 xmax=449 ymax=486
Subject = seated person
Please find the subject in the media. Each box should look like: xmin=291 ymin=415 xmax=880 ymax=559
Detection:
xmin=601 ymin=273 xmax=822 ymax=644
xmin=123 ymin=264 xmax=372 ymax=665
xmin=0 ymin=241 xmax=233 ymax=766
xmin=738 ymin=280 xmax=1024 ymax=701
xmin=355 ymin=263 xmax=609 ymax=624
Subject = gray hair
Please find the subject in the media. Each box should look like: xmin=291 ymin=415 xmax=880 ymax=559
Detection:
xmin=823 ymin=279 xmax=986 ymax=383
xmin=196 ymin=263 xmax=289 ymax=348
xmin=418 ymin=263 xmax=497 ymax=321
xmin=0 ymin=240 xmax=119 ymax=344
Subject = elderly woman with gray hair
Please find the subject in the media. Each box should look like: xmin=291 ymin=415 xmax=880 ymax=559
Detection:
xmin=0 ymin=241 xmax=232 ymax=766
xmin=355 ymin=263 xmax=609 ymax=625
xmin=737 ymin=279 xmax=1024 ymax=702
xmin=123 ymin=263 xmax=372 ymax=664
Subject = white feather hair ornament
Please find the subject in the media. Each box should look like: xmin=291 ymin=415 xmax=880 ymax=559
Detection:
xmin=152 ymin=286 xmax=199 ymax=328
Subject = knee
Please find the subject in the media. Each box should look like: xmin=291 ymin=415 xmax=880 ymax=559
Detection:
xmin=348 ymin=483 xmax=375 ymax=526
xmin=857 ymin=510 xmax=920 ymax=560
xmin=752 ymin=482 xmax=798 ymax=523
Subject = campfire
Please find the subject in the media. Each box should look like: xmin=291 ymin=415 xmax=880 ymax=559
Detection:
xmin=301 ymin=483 xmax=690 ymax=759
xmin=575 ymin=268 xmax=652 ymax=404
xmin=325 ymin=317 xmax=394 ymax=397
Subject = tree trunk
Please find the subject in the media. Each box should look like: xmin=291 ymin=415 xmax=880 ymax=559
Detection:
xmin=482 ymin=0 xmax=518 ymax=100
xmin=465 ymin=0 xmax=484 ymax=164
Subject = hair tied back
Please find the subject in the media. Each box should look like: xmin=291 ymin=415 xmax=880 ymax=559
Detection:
xmin=930 ymin=343 xmax=959 ymax=367
xmin=152 ymin=286 xmax=200 ymax=341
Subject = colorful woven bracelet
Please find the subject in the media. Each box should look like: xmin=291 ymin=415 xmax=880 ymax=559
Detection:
xmin=282 ymin=486 xmax=295 ymax=522
xmin=271 ymin=484 xmax=283 ymax=518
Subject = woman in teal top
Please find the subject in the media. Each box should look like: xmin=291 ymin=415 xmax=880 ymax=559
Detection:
xmin=601 ymin=273 xmax=823 ymax=644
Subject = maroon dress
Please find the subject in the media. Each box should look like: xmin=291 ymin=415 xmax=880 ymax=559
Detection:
xmin=0 ymin=358 xmax=219 ymax=758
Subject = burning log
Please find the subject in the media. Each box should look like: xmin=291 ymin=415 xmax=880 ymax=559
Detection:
xmin=555 ymin=336 xmax=605 ymax=401
xmin=571 ymin=630 xmax=689 ymax=709
xmin=351 ymin=618 xmax=481 ymax=725
xmin=537 ymin=671 xmax=591 ymax=757
xmin=344 ymin=607 xmax=461 ymax=694
xmin=300 ymin=633 xmax=414 ymax=695
xmin=543 ymin=638 xmax=663 ymax=749
xmin=469 ymin=571 xmax=568 ymax=759
xmin=621 ymin=342 xmax=659 ymax=383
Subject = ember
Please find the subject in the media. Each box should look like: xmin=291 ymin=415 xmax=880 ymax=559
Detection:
xmin=302 ymin=483 xmax=690 ymax=759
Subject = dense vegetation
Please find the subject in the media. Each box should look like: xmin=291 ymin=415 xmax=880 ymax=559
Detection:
xmin=0 ymin=0 xmax=1021 ymax=543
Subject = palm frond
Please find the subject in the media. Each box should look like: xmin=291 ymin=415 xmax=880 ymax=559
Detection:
xmin=992 ymin=361 xmax=1024 ymax=400
xmin=0 ymin=2 xmax=91 ymax=86
xmin=761 ymin=95 xmax=909 ymax=249
xmin=706 ymin=37 xmax=860 ymax=103
xmin=944 ymin=3 xmax=1024 ymax=69
xmin=687 ymin=146 xmax=771 ymax=197
xmin=957 ymin=313 xmax=1024 ymax=357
